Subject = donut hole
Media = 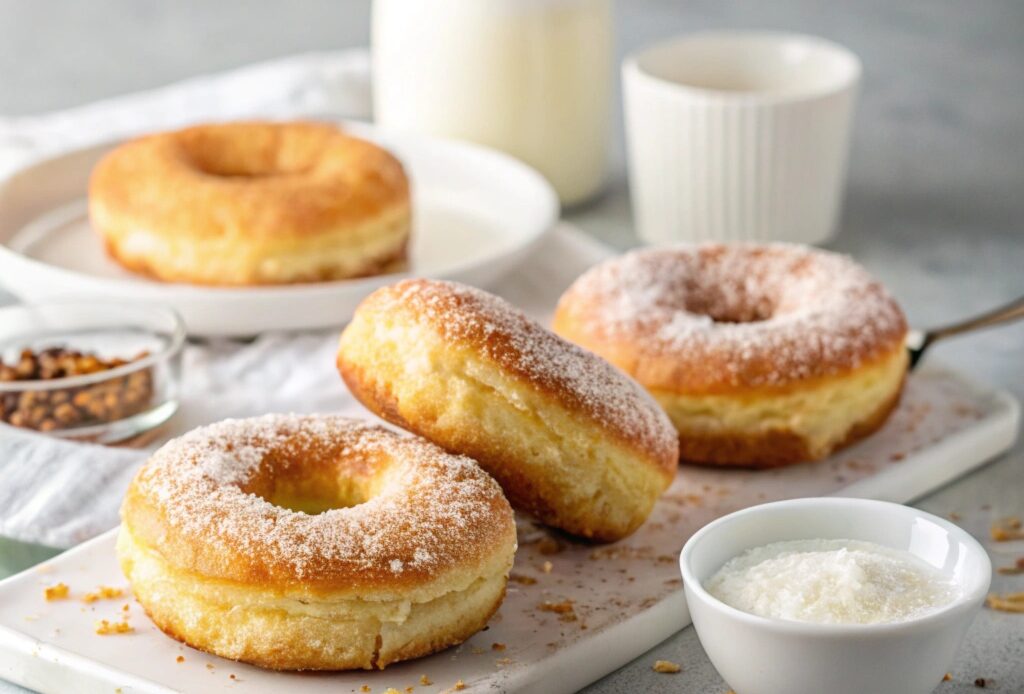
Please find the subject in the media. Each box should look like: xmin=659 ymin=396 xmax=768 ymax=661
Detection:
xmin=251 ymin=463 xmax=379 ymax=515
xmin=175 ymin=123 xmax=328 ymax=179
xmin=678 ymin=283 xmax=778 ymax=324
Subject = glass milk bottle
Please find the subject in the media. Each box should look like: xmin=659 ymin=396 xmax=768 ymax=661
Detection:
xmin=373 ymin=0 xmax=612 ymax=207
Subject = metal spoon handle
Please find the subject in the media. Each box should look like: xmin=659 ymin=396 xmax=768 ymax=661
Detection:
xmin=909 ymin=294 xmax=1024 ymax=367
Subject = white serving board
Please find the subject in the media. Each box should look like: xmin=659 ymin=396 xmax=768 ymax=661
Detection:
xmin=0 ymin=229 xmax=1019 ymax=694
xmin=0 ymin=122 xmax=558 ymax=337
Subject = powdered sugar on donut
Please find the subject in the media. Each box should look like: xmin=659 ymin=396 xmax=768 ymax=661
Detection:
xmin=556 ymin=244 xmax=907 ymax=388
xmin=126 ymin=414 xmax=514 ymax=585
xmin=381 ymin=279 xmax=678 ymax=461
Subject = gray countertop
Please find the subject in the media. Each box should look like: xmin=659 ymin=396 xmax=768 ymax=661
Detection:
xmin=1 ymin=1 xmax=1022 ymax=692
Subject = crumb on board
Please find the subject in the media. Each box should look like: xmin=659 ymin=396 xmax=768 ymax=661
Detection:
xmin=509 ymin=573 xmax=537 ymax=585
xmin=43 ymin=583 xmax=69 ymax=601
xmin=991 ymin=516 xmax=1024 ymax=541
xmin=491 ymin=642 xmax=506 ymax=651
xmin=495 ymin=657 xmax=512 ymax=666
xmin=652 ymin=659 xmax=682 ymax=673
xmin=454 ymin=681 xmax=466 ymax=691
xmin=122 ymin=603 xmax=130 ymax=612
xmin=420 ymin=674 xmax=432 ymax=685
xmin=405 ymin=687 xmax=413 ymax=694
xmin=943 ymin=673 xmax=953 ymax=681
xmin=537 ymin=599 xmax=577 ymax=622
xmin=206 ymin=663 xmax=215 ymax=670
xmin=986 ymin=592 xmax=1024 ymax=613
xmin=949 ymin=512 xmax=963 ymax=521
xmin=94 ymin=619 xmax=133 ymax=635
xmin=384 ymin=688 xmax=402 ymax=694
xmin=360 ymin=686 xmax=371 ymax=693
xmin=176 ymin=655 xmax=184 ymax=663
xmin=975 ymin=677 xmax=988 ymax=688
xmin=541 ymin=561 xmax=553 ymax=574
xmin=82 ymin=586 xmax=125 ymax=604
xmin=996 ymin=558 xmax=1024 ymax=575
xmin=230 ymin=674 xmax=237 ymax=681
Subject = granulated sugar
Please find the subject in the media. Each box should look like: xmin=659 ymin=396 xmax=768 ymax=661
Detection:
xmin=705 ymin=539 xmax=959 ymax=624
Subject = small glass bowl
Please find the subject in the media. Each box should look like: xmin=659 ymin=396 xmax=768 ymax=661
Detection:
xmin=0 ymin=302 xmax=185 ymax=444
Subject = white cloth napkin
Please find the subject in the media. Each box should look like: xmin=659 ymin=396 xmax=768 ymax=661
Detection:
xmin=0 ymin=50 xmax=608 ymax=549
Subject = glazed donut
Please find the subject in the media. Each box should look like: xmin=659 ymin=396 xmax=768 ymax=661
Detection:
xmin=90 ymin=121 xmax=410 ymax=286
xmin=337 ymin=279 xmax=679 ymax=542
xmin=117 ymin=414 xmax=516 ymax=670
xmin=553 ymin=244 xmax=909 ymax=468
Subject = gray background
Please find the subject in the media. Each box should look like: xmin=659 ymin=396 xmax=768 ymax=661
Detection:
xmin=1 ymin=1 xmax=1022 ymax=692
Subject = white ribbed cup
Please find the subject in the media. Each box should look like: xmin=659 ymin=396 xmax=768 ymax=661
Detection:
xmin=623 ymin=32 xmax=861 ymax=245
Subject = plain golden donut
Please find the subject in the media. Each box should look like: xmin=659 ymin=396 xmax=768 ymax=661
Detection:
xmin=337 ymin=279 xmax=679 ymax=542
xmin=553 ymin=244 xmax=909 ymax=467
xmin=117 ymin=414 xmax=516 ymax=670
xmin=89 ymin=121 xmax=410 ymax=285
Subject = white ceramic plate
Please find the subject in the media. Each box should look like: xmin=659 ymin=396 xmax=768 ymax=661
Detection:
xmin=0 ymin=123 xmax=558 ymax=336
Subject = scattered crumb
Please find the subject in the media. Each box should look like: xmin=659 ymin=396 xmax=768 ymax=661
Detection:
xmin=949 ymin=512 xmax=963 ymax=521
xmin=986 ymin=592 xmax=1024 ymax=613
xmin=94 ymin=619 xmax=133 ymax=635
xmin=43 ymin=583 xmax=69 ymax=601
xmin=974 ymin=677 xmax=988 ymax=688
xmin=229 ymin=674 xmax=237 ymax=681
xmin=384 ymin=688 xmax=402 ymax=694
xmin=652 ymin=659 xmax=681 ymax=673
xmin=541 ymin=561 xmax=553 ymax=574
xmin=360 ymin=686 xmax=371 ymax=693
xmin=82 ymin=586 xmax=125 ymax=604
xmin=996 ymin=558 xmax=1024 ymax=575
xmin=991 ymin=516 xmax=1024 ymax=541
xmin=509 ymin=573 xmax=537 ymax=585
xmin=176 ymin=655 xmax=185 ymax=663
xmin=943 ymin=673 xmax=953 ymax=681
xmin=470 ymin=645 xmax=487 ymax=655
xmin=491 ymin=642 xmax=506 ymax=651
xmin=495 ymin=657 xmax=512 ymax=666
xmin=538 ymin=599 xmax=574 ymax=614
xmin=405 ymin=687 xmax=413 ymax=694
xmin=454 ymin=681 xmax=466 ymax=691
xmin=419 ymin=675 xmax=432 ymax=686
xmin=121 ymin=603 xmax=130 ymax=612
xmin=206 ymin=663 xmax=215 ymax=670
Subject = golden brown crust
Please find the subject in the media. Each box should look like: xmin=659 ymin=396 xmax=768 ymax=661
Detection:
xmin=89 ymin=121 xmax=411 ymax=285
xmin=337 ymin=279 xmax=679 ymax=541
xmin=675 ymin=378 xmax=904 ymax=468
xmin=118 ymin=415 xmax=516 ymax=670
xmin=552 ymin=244 xmax=908 ymax=395
xmin=120 ymin=415 xmax=516 ymax=594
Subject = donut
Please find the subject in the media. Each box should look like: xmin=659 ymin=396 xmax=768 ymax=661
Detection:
xmin=89 ymin=121 xmax=410 ymax=286
xmin=552 ymin=244 xmax=909 ymax=468
xmin=117 ymin=414 xmax=516 ymax=670
xmin=337 ymin=279 xmax=679 ymax=542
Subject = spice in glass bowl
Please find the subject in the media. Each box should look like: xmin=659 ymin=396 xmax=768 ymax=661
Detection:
xmin=0 ymin=347 xmax=153 ymax=433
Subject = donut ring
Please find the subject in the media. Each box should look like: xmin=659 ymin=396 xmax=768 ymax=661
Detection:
xmin=337 ymin=279 xmax=679 ymax=542
xmin=117 ymin=414 xmax=516 ymax=670
xmin=90 ymin=121 xmax=410 ymax=286
xmin=553 ymin=244 xmax=909 ymax=468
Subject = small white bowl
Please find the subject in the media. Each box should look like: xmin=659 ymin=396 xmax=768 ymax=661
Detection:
xmin=680 ymin=497 xmax=991 ymax=694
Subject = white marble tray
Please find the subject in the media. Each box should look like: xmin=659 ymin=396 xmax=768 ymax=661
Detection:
xmin=0 ymin=362 xmax=1017 ymax=694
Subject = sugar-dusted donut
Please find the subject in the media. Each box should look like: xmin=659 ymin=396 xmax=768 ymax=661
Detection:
xmin=337 ymin=279 xmax=679 ymax=542
xmin=90 ymin=121 xmax=410 ymax=285
xmin=553 ymin=244 xmax=909 ymax=467
xmin=118 ymin=414 xmax=516 ymax=670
